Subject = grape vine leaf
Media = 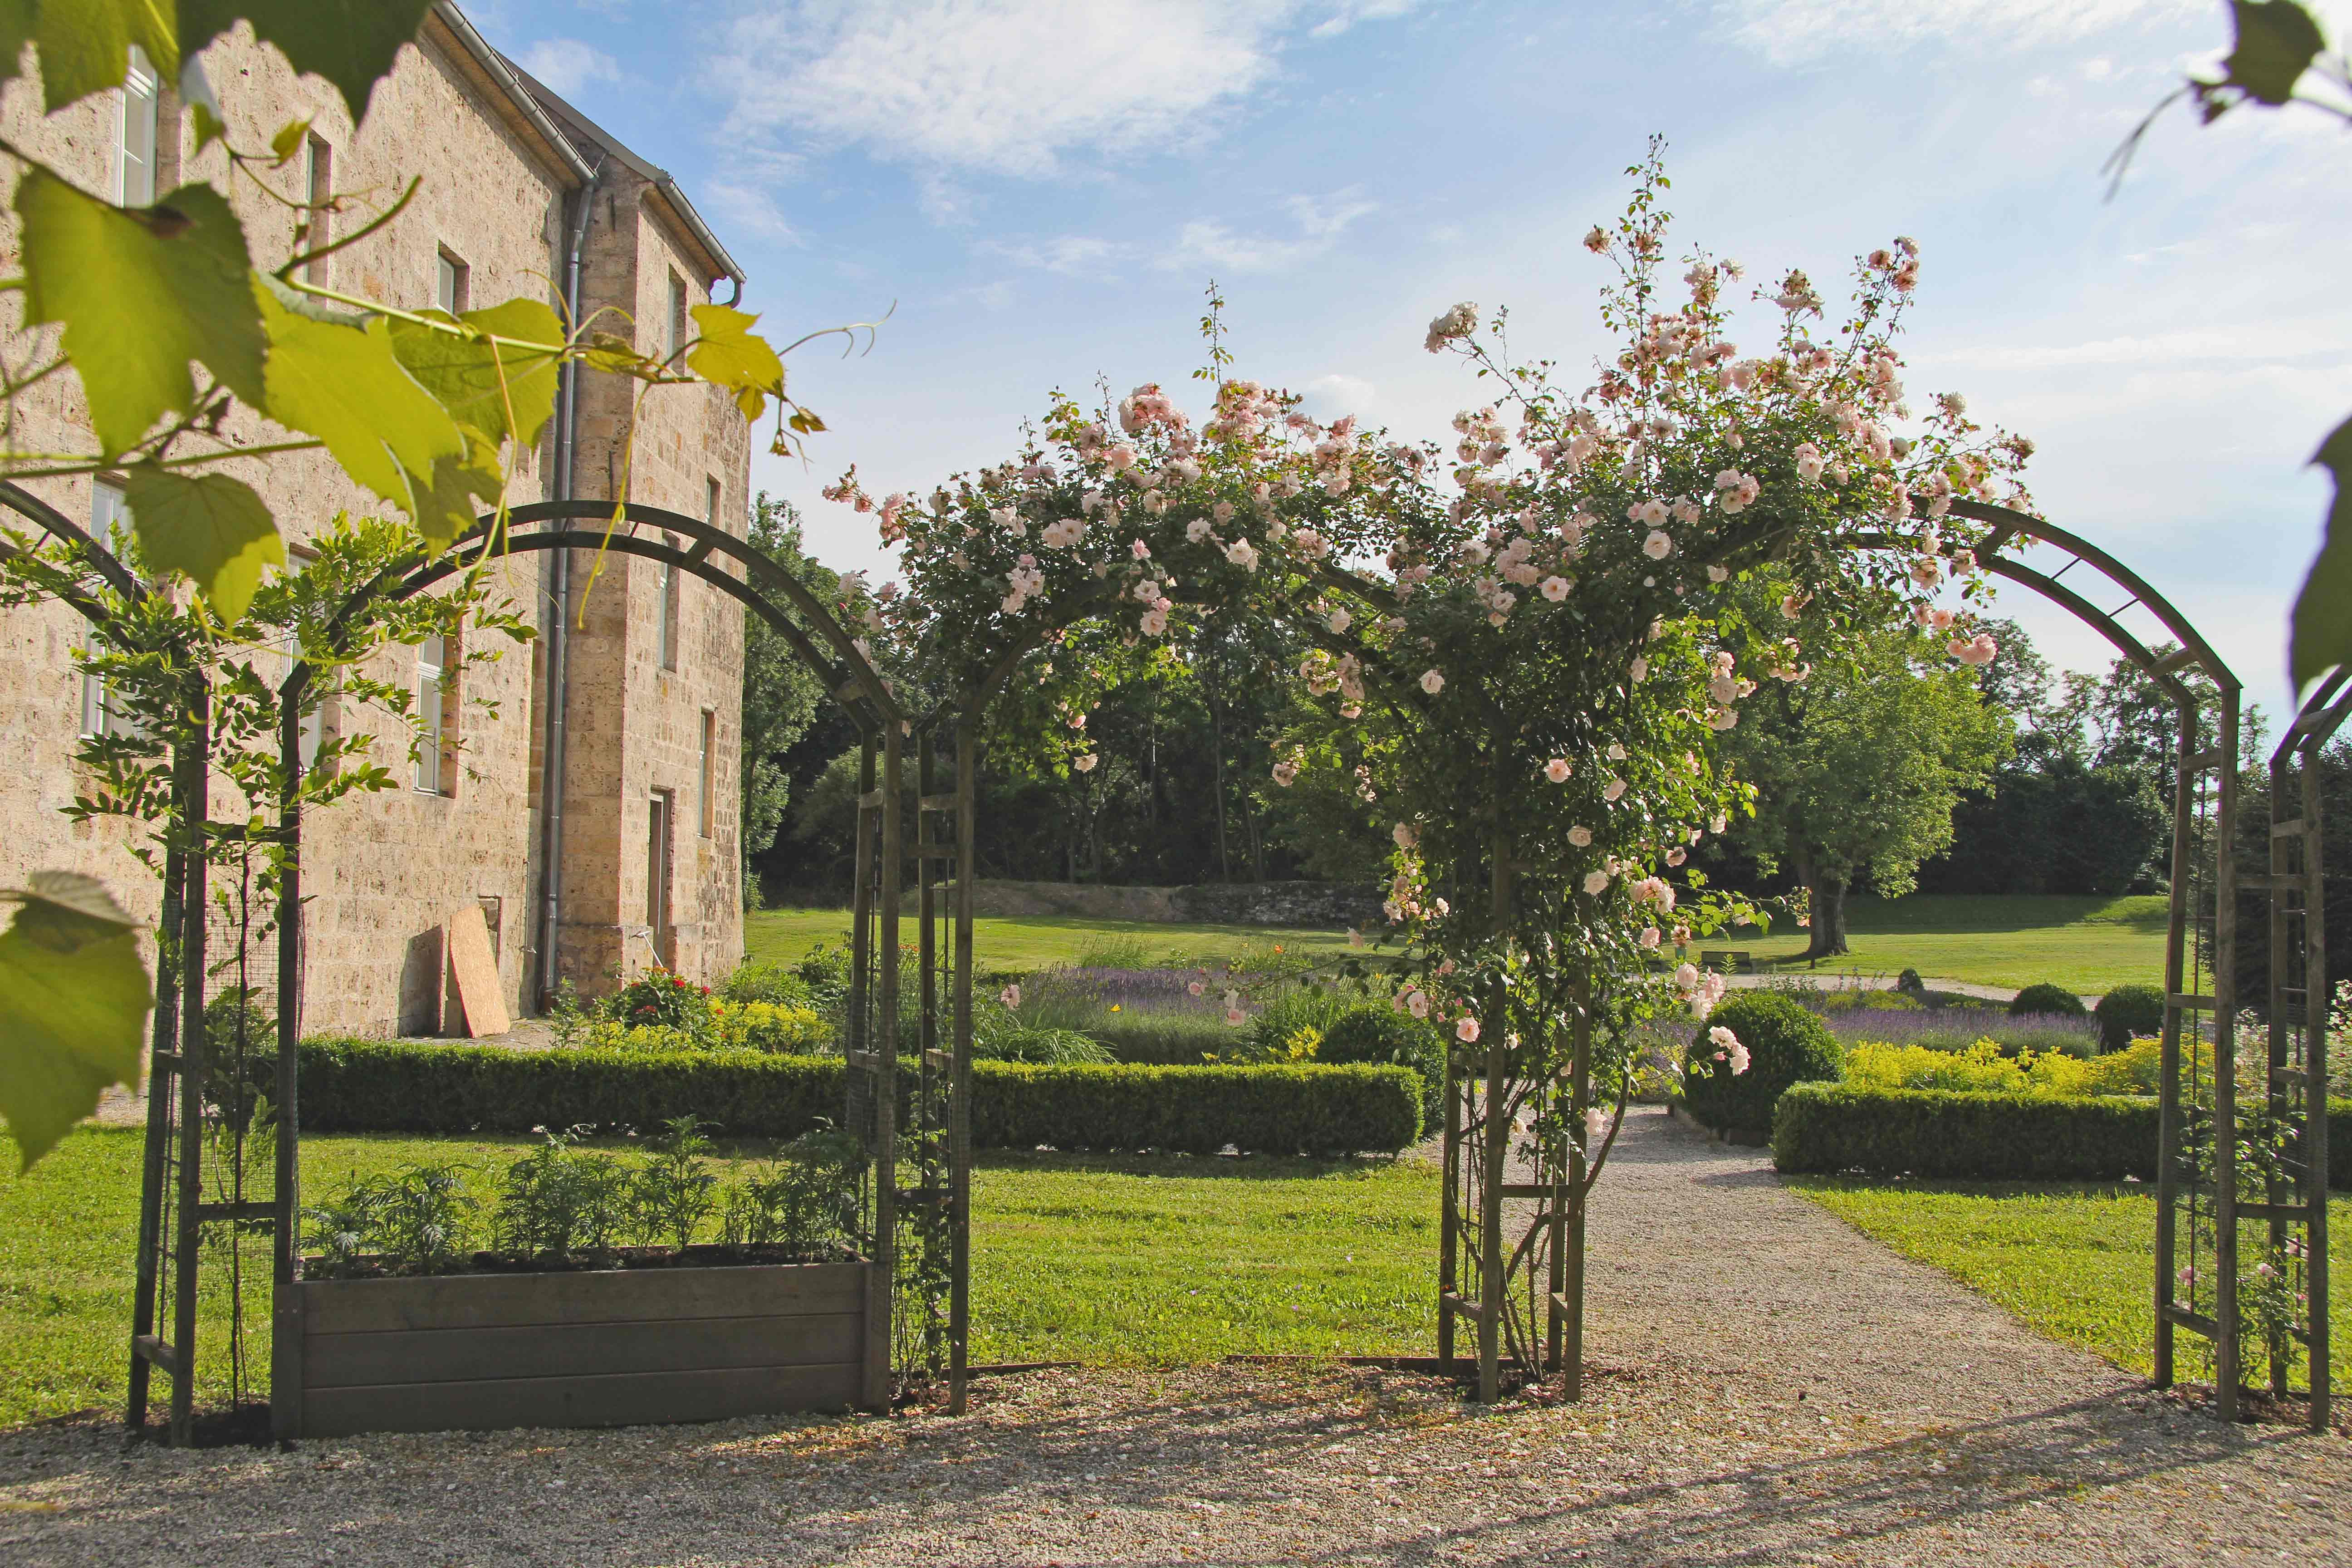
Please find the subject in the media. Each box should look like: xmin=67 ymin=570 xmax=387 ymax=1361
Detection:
xmin=177 ymin=0 xmax=435 ymax=124
xmin=19 ymin=175 xmax=266 ymax=459
xmin=121 ymin=464 xmax=283 ymax=622
xmin=0 ymin=871 xmax=151 ymax=1171
xmin=413 ymin=429 xmax=506 ymax=551
xmin=0 ymin=0 xmax=179 ymax=114
xmin=2292 ymin=414 xmax=2352 ymax=690
xmin=2218 ymin=0 xmax=2324 ymax=108
xmin=388 ymin=299 xmax=565 ymax=452
xmin=687 ymin=303 xmax=787 ymax=422
xmin=253 ymin=275 xmax=467 ymax=535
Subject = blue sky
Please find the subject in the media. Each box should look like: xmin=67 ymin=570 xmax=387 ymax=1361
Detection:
xmin=462 ymin=0 xmax=2343 ymax=724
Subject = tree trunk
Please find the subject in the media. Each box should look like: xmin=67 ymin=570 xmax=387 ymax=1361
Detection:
xmin=1804 ymin=863 xmax=1851 ymax=959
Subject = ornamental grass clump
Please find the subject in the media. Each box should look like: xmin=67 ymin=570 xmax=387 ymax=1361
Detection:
xmin=1681 ymin=993 xmax=1842 ymax=1132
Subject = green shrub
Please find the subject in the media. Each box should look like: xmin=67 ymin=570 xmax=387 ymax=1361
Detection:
xmin=2093 ymin=983 xmax=2166 ymax=1053
xmin=292 ymin=1037 xmax=1418 ymax=1154
xmin=721 ymin=962 xmax=816 ymax=1010
xmin=612 ymin=969 xmax=710 ymax=1029
xmin=1318 ymin=1006 xmax=1446 ymax=1124
xmin=1680 ymin=994 xmax=1842 ymax=1134
xmin=2008 ymin=981 xmax=2087 ymax=1018
xmin=1773 ymin=1083 xmax=2352 ymax=1184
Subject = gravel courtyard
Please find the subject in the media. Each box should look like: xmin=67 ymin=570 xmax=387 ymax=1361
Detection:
xmin=3 ymin=1106 xmax=2344 ymax=1566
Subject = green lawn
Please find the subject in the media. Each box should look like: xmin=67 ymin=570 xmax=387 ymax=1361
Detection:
xmin=0 ymin=1127 xmax=1437 ymax=1427
xmin=746 ymin=906 xmax=1364 ymax=975
xmin=750 ymin=892 xmax=2169 ymax=995
xmin=1793 ymin=1177 xmax=2351 ymax=1392
xmin=1722 ymin=893 xmax=2170 ymax=994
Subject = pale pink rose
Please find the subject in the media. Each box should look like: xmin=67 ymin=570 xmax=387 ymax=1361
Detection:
xmin=1583 ymin=870 xmax=1611 ymax=896
xmin=1188 ymin=981 xmax=1205 ymax=996
xmin=1541 ymin=575 xmax=1570 ymax=602
xmin=1643 ymin=529 xmax=1673 ymax=559
xmin=1545 ymin=759 xmax=1571 ymax=783
xmin=1271 ymin=761 xmax=1299 ymax=787
xmin=1639 ymin=926 xmax=1662 ymax=949
xmin=1603 ymin=779 xmax=1627 ymax=802
xmin=1393 ymin=822 xmax=1419 ymax=850
xmin=1456 ymin=1016 xmax=1481 ymax=1044
xmin=1000 ymin=984 xmax=1022 ymax=1009
xmin=1073 ymin=753 xmax=1098 ymax=773
xmin=1420 ymin=669 xmax=1445 ymax=695
xmin=1328 ymin=607 xmax=1352 ymax=633
xmin=1225 ymin=1008 xmax=1247 ymax=1027
xmin=1568 ymin=825 xmax=1593 ymax=848
xmin=1406 ymin=990 xmax=1431 ymax=1019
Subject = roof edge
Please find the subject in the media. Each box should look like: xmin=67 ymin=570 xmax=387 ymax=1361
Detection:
xmin=427 ymin=1 xmax=596 ymax=185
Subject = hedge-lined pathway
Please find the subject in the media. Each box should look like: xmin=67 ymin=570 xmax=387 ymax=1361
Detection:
xmin=5 ymin=1107 xmax=2345 ymax=1566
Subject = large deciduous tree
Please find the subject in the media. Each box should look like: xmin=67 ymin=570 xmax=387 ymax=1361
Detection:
xmin=1727 ymin=622 xmax=2008 ymax=957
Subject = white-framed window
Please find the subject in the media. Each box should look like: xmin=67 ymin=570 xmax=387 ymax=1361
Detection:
xmin=414 ymin=634 xmax=446 ymax=793
xmin=705 ymin=476 xmax=721 ymax=532
xmin=80 ymin=481 xmax=132 ymax=738
xmin=303 ymin=135 xmax=333 ymax=283
xmin=276 ymin=636 xmax=328 ymax=773
xmin=657 ymin=535 xmax=679 ymax=671
xmin=698 ymin=710 xmax=715 ymax=837
xmin=435 ymin=248 xmax=469 ymax=316
xmin=666 ymin=270 xmax=688 ymax=360
xmin=116 ymin=47 xmax=158 ymax=207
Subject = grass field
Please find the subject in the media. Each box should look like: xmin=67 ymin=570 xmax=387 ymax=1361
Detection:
xmin=748 ymin=892 xmax=2170 ymax=995
xmin=745 ymin=906 xmax=1364 ymax=975
xmin=1793 ymin=1177 xmax=2350 ymax=1392
xmin=0 ymin=1128 xmax=1438 ymax=1428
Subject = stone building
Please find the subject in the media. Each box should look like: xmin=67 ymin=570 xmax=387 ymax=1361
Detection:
xmin=0 ymin=3 xmax=755 ymax=1033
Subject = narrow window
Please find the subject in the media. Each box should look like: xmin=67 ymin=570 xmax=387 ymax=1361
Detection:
xmin=116 ymin=48 xmax=158 ymax=207
xmin=303 ymin=135 xmax=333 ymax=283
xmin=657 ymin=534 xmax=679 ymax=671
xmin=80 ymin=482 xmax=130 ymax=737
xmin=705 ymin=477 xmax=721 ymax=530
xmin=646 ymin=791 xmax=673 ymax=954
xmin=279 ymin=636 xmax=328 ymax=772
xmin=698 ymin=710 xmax=716 ymax=837
xmin=435 ymin=248 xmax=470 ymax=316
xmin=666 ymin=270 xmax=688 ymax=361
xmin=415 ymin=634 xmax=446 ymax=794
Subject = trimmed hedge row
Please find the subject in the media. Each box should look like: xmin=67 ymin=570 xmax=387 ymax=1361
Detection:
xmin=1773 ymin=1082 xmax=2352 ymax=1186
xmin=292 ymin=1038 xmax=1421 ymax=1156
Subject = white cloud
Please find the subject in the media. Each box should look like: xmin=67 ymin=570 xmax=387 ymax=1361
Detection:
xmin=981 ymin=234 xmax=1128 ymax=273
xmin=711 ymin=1 xmax=1421 ymax=180
xmin=1299 ymin=372 xmax=1375 ymax=418
xmin=516 ymin=37 xmax=622 ymax=98
xmin=1163 ymin=187 xmax=1378 ymax=272
xmin=1715 ymin=0 xmax=2202 ymax=66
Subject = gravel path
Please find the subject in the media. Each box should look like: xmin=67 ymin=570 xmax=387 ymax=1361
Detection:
xmin=5 ymin=1107 xmax=2343 ymax=1565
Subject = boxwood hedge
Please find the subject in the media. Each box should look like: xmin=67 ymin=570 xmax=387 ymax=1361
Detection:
xmin=291 ymin=1037 xmax=1421 ymax=1156
xmin=1774 ymin=1082 xmax=2352 ymax=1186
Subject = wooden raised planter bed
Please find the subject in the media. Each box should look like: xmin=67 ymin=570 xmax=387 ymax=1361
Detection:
xmin=274 ymin=1257 xmax=885 ymax=1438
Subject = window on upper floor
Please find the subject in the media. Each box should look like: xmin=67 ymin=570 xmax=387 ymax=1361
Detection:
xmin=698 ymin=710 xmax=716 ymax=838
xmin=303 ymin=135 xmax=333 ymax=283
xmin=706 ymin=476 xmax=721 ymax=532
xmin=80 ymin=481 xmax=134 ymax=739
xmin=116 ymin=47 xmax=158 ymax=207
xmin=667 ymin=270 xmax=688 ymax=362
xmin=415 ymin=633 xmax=452 ymax=795
xmin=657 ymin=535 xmax=679 ymax=671
xmin=436 ymin=248 xmax=470 ymax=316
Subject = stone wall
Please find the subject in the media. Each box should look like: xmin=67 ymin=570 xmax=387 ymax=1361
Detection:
xmin=0 ymin=15 xmax=755 ymax=1033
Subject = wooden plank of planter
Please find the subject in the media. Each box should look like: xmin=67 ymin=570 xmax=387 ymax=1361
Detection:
xmin=299 ymin=1362 xmax=863 ymax=1437
xmin=300 ymin=1262 xmax=866 ymax=1335
xmin=305 ymin=1312 xmax=861 ymax=1390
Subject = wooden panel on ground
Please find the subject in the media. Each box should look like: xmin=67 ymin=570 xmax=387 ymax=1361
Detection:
xmin=287 ymin=1260 xmax=874 ymax=1436
xmin=444 ymin=903 xmax=510 ymax=1038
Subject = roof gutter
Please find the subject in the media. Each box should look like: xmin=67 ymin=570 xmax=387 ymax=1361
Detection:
xmin=651 ymin=173 xmax=745 ymax=305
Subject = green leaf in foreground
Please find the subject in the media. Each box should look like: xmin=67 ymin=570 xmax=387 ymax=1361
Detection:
xmin=178 ymin=0 xmax=434 ymax=125
xmin=18 ymin=176 xmax=266 ymax=458
xmin=4 ymin=0 xmax=177 ymax=116
xmin=687 ymin=302 xmax=787 ymax=422
xmin=0 ymin=872 xmax=151 ymax=1171
xmin=254 ymin=274 xmax=466 ymax=528
xmin=2292 ymin=413 xmax=2352 ymax=691
xmin=388 ymin=299 xmax=565 ymax=452
xmin=121 ymin=465 xmax=284 ymax=622
xmin=2220 ymin=0 xmax=2325 ymax=108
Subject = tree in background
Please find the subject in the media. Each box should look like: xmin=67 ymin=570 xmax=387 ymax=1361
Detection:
xmin=1727 ymin=622 xmax=2008 ymax=957
xmin=738 ymin=495 xmax=828 ymax=903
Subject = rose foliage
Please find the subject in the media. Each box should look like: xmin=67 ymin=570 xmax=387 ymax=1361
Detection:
xmin=824 ymin=147 xmax=2031 ymax=1194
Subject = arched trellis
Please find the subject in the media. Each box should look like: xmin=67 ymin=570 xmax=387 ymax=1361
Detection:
xmin=1 ymin=476 xmax=2326 ymax=1434
xmin=0 ymin=488 xmax=959 ymax=1439
xmin=904 ymin=494 xmax=2326 ymax=1425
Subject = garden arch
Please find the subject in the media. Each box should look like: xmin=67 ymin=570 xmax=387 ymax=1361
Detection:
xmin=0 ymin=487 xmax=938 ymax=1441
xmin=900 ymin=493 xmax=2324 ymax=1427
